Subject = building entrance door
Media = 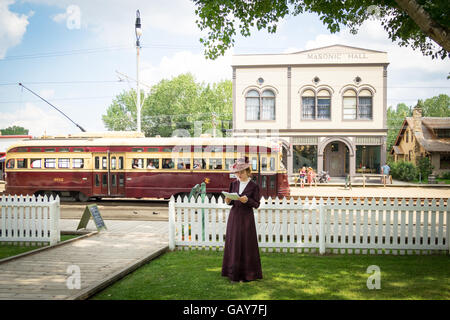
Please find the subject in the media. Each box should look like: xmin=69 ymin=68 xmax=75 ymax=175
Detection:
xmin=324 ymin=142 xmax=348 ymax=177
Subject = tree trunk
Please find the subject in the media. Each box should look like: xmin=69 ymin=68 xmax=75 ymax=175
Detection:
xmin=394 ymin=0 xmax=450 ymax=53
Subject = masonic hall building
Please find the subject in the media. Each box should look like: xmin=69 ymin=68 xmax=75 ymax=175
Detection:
xmin=231 ymin=44 xmax=389 ymax=177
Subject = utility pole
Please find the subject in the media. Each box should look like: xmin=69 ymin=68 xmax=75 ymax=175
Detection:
xmin=135 ymin=10 xmax=142 ymax=132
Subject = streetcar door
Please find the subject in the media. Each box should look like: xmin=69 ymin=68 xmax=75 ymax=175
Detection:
xmin=256 ymin=155 xmax=269 ymax=199
xmin=109 ymin=153 xmax=125 ymax=197
xmin=92 ymin=153 xmax=108 ymax=196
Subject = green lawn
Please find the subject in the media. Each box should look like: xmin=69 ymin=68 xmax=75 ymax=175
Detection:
xmin=0 ymin=234 xmax=79 ymax=260
xmin=92 ymin=250 xmax=450 ymax=300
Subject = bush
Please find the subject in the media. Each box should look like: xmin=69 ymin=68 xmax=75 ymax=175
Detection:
xmin=439 ymin=171 xmax=450 ymax=179
xmin=416 ymin=156 xmax=434 ymax=179
xmin=389 ymin=161 xmax=418 ymax=182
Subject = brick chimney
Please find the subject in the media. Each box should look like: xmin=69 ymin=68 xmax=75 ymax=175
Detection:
xmin=412 ymin=102 xmax=423 ymax=134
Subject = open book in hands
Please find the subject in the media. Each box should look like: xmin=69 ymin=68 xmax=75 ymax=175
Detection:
xmin=222 ymin=191 xmax=240 ymax=200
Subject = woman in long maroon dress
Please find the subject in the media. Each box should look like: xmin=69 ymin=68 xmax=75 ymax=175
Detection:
xmin=222 ymin=159 xmax=263 ymax=283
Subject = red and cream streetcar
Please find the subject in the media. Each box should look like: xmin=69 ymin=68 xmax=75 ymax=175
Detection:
xmin=4 ymin=132 xmax=290 ymax=201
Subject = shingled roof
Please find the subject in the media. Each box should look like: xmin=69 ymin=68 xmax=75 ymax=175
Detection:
xmin=402 ymin=117 xmax=450 ymax=153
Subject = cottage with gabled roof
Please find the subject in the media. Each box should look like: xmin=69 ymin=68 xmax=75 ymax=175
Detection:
xmin=390 ymin=106 xmax=450 ymax=174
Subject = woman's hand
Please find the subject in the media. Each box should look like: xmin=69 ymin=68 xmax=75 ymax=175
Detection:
xmin=239 ymin=195 xmax=248 ymax=203
xmin=225 ymin=197 xmax=232 ymax=205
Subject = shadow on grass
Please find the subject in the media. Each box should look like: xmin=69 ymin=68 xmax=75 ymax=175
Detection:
xmin=92 ymin=250 xmax=450 ymax=300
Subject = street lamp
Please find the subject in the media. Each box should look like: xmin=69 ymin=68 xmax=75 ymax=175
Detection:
xmin=135 ymin=10 xmax=142 ymax=132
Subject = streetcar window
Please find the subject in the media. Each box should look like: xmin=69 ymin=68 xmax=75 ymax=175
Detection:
xmin=102 ymin=174 xmax=107 ymax=186
xmin=45 ymin=148 xmax=56 ymax=152
xmin=162 ymin=147 xmax=172 ymax=152
xmin=132 ymin=148 xmax=144 ymax=152
xmin=73 ymin=148 xmax=84 ymax=152
xmin=118 ymin=157 xmax=124 ymax=169
xmin=251 ymin=157 xmax=257 ymax=171
xmin=102 ymin=157 xmax=107 ymax=169
xmin=208 ymin=158 xmax=222 ymax=170
xmin=44 ymin=158 xmax=56 ymax=168
xmin=146 ymin=158 xmax=159 ymax=169
xmin=147 ymin=147 xmax=159 ymax=152
xmin=30 ymin=159 xmax=41 ymax=168
xmin=270 ymin=157 xmax=275 ymax=171
xmin=111 ymin=175 xmax=117 ymax=187
xmin=193 ymin=158 xmax=206 ymax=170
xmin=95 ymin=157 xmax=100 ymax=170
xmin=59 ymin=148 xmax=70 ymax=152
xmin=16 ymin=147 xmax=28 ymax=152
xmin=132 ymin=159 xmax=143 ymax=169
xmin=58 ymin=158 xmax=70 ymax=168
xmin=73 ymin=159 xmax=84 ymax=168
xmin=204 ymin=146 xmax=222 ymax=153
xmin=16 ymin=159 xmax=27 ymax=169
xmin=95 ymin=174 xmax=100 ymax=187
xmin=225 ymin=159 xmax=237 ymax=170
xmin=30 ymin=148 xmax=41 ymax=152
xmin=270 ymin=176 xmax=276 ymax=189
xmin=262 ymin=177 xmax=267 ymax=188
xmin=6 ymin=159 xmax=14 ymax=169
xmin=162 ymin=158 xmax=174 ymax=169
xmin=177 ymin=158 xmax=190 ymax=170
xmin=261 ymin=157 xmax=268 ymax=171
xmin=111 ymin=157 xmax=116 ymax=170
xmin=119 ymin=174 xmax=124 ymax=187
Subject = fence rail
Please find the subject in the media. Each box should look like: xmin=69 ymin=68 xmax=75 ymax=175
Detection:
xmin=169 ymin=196 xmax=449 ymax=255
xmin=0 ymin=195 xmax=60 ymax=246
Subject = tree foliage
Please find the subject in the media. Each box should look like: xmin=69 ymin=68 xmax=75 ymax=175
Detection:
xmin=193 ymin=0 xmax=450 ymax=60
xmin=102 ymin=73 xmax=232 ymax=137
xmin=0 ymin=125 xmax=29 ymax=135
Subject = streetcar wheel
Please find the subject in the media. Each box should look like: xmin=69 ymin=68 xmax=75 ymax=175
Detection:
xmin=77 ymin=192 xmax=90 ymax=202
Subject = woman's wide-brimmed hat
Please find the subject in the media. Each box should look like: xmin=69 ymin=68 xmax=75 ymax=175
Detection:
xmin=230 ymin=157 xmax=250 ymax=173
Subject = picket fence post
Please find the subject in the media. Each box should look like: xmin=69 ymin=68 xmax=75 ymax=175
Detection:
xmin=318 ymin=198 xmax=326 ymax=255
xmin=168 ymin=196 xmax=175 ymax=250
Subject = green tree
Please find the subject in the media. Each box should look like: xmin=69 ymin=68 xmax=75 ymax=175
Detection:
xmin=0 ymin=125 xmax=29 ymax=135
xmin=193 ymin=0 xmax=450 ymax=60
xmin=386 ymin=102 xmax=411 ymax=153
xmin=421 ymin=94 xmax=450 ymax=117
xmin=102 ymin=73 xmax=232 ymax=137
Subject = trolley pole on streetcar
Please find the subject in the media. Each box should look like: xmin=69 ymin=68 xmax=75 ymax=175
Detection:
xmin=135 ymin=10 xmax=142 ymax=133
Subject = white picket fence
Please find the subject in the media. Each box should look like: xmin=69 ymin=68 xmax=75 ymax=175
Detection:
xmin=0 ymin=195 xmax=60 ymax=246
xmin=169 ymin=196 xmax=449 ymax=255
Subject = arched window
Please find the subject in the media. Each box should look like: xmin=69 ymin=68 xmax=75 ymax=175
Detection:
xmin=246 ymin=89 xmax=276 ymax=120
xmin=301 ymin=89 xmax=331 ymax=120
xmin=261 ymin=90 xmax=275 ymax=120
xmin=343 ymin=89 xmax=357 ymax=120
xmin=317 ymin=89 xmax=331 ymax=119
xmin=358 ymin=89 xmax=373 ymax=119
xmin=343 ymin=88 xmax=373 ymax=120
xmin=301 ymin=89 xmax=315 ymax=119
xmin=246 ymin=90 xmax=260 ymax=120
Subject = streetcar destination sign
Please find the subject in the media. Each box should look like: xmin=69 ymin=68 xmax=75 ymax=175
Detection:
xmin=77 ymin=204 xmax=107 ymax=231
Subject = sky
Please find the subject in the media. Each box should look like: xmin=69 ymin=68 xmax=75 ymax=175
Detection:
xmin=0 ymin=0 xmax=449 ymax=137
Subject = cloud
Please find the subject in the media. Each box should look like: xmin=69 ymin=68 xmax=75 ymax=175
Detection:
xmin=0 ymin=0 xmax=33 ymax=59
xmin=28 ymin=0 xmax=200 ymax=45
xmin=0 ymin=103 xmax=75 ymax=136
xmin=139 ymin=50 xmax=233 ymax=88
